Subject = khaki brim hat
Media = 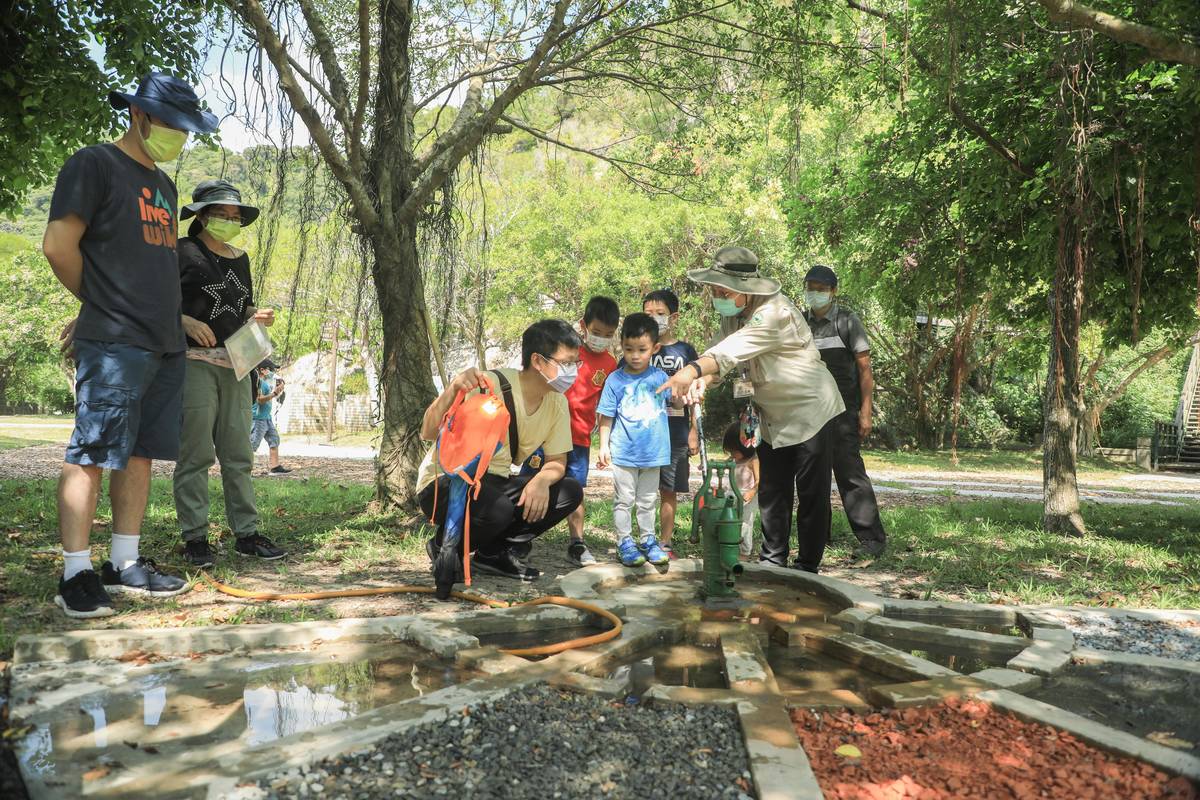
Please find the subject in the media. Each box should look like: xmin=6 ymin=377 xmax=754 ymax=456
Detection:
xmin=687 ymin=245 xmax=781 ymax=296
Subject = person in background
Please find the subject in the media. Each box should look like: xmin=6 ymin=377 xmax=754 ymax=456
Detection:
xmin=521 ymin=296 xmax=619 ymax=567
xmin=42 ymin=72 xmax=216 ymax=618
xmin=174 ymin=180 xmax=287 ymax=568
xmin=642 ymin=289 xmax=700 ymax=558
xmin=802 ymin=264 xmax=887 ymax=558
xmin=596 ymin=313 xmax=674 ymax=568
xmin=658 ymin=246 xmax=844 ymax=573
xmin=251 ymin=360 xmax=291 ymax=475
xmin=723 ymin=422 xmax=760 ymax=560
xmin=417 ymin=319 xmax=585 ymax=582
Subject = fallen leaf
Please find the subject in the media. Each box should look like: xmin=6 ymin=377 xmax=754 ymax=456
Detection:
xmin=1147 ymin=731 xmax=1193 ymax=749
xmin=835 ymin=744 xmax=863 ymax=758
xmin=82 ymin=766 xmax=111 ymax=782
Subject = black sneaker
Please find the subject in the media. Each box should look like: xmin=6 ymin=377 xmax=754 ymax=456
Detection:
xmin=54 ymin=570 xmax=115 ymax=618
xmin=269 ymin=465 xmax=292 ymax=475
xmin=472 ymin=548 xmax=540 ymax=582
xmin=567 ymin=540 xmax=597 ymax=567
xmin=101 ymin=558 xmax=189 ymax=597
xmin=183 ymin=539 xmax=215 ymax=568
xmin=235 ymin=533 xmax=287 ymax=560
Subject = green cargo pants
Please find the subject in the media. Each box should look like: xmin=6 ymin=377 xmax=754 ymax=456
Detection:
xmin=173 ymin=359 xmax=259 ymax=542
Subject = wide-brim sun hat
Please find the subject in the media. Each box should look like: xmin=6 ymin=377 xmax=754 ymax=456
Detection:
xmin=109 ymin=71 xmax=219 ymax=134
xmin=181 ymin=179 xmax=260 ymax=226
xmin=687 ymin=245 xmax=781 ymax=296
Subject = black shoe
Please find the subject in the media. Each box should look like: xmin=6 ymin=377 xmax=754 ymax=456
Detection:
xmin=269 ymin=465 xmax=292 ymax=475
xmin=855 ymin=539 xmax=886 ymax=557
xmin=472 ymin=548 xmax=540 ymax=582
xmin=791 ymin=562 xmax=820 ymax=574
xmin=54 ymin=570 xmax=115 ymax=618
xmin=183 ymin=539 xmax=215 ymax=568
xmin=101 ymin=558 xmax=189 ymax=597
xmin=235 ymin=534 xmax=287 ymax=560
xmin=567 ymin=540 xmax=597 ymax=567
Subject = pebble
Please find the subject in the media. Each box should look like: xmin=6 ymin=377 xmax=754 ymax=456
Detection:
xmin=1043 ymin=610 xmax=1200 ymax=662
xmin=248 ymin=685 xmax=750 ymax=799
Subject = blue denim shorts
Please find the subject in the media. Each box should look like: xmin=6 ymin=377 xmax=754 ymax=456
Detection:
xmin=519 ymin=444 xmax=591 ymax=487
xmin=66 ymin=339 xmax=186 ymax=470
xmin=250 ymin=417 xmax=280 ymax=450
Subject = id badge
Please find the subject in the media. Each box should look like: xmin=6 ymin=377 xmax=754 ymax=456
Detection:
xmin=528 ymin=453 xmax=543 ymax=470
xmin=733 ymin=378 xmax=755 ymax=398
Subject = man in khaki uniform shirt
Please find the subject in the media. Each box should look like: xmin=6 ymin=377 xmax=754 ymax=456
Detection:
xmin=659 ymin=246 xmax=844 ymax=571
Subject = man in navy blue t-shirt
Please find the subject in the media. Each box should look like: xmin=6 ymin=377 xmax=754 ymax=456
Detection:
xmin=43 ymin=73 xmax=218 ymax=618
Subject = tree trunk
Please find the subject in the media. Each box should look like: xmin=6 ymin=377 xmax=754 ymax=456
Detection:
xmin=371 ymin=228 xmax=438 ymax=509
xmin=369 ymin=0 xmax=438 ymax=511
xmin=1043 ymin=203 xmax=1088 ymax=536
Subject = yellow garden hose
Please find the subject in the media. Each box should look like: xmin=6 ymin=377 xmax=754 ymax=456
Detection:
xmin=199 ymin=572 xmax=622 ymax=657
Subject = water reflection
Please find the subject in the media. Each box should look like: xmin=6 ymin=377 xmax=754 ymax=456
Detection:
xmin=16 ymin=643 xmax=475 ymax=779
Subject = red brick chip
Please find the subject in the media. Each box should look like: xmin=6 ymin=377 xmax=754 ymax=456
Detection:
xmin=790 ymin=698 xmax=1198 ymax=800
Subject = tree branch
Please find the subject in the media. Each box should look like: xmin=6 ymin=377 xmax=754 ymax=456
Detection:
xmin=296 ymin=0 xmax=355 ymax=129
xmin=948 ymin=96 xmax=1036 ymax=178
xmin=351 ymin=0 xmax=371 ymax=172
xmin=231 ymin=0 xmax=379 ymax=231
xmin=1035 ymin=0 xmax=1200 ymax=68
xmin=399 ymin=0 xmax=573 ymax=223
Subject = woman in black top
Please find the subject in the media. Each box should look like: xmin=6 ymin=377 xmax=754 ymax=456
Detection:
xmin=173 ymin=180 xmax=285 ymax=567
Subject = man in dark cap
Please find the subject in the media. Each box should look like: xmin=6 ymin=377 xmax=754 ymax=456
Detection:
xmin=42 ymin=72 xmax=219 ymax=618
xmin=802 ymin=264 xmax=887 ymax=558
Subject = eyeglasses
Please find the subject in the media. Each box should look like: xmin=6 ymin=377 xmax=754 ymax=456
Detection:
xmin=539 ymin=353 xmax=581 ymax=369
xmin=208 ymin=211 xmax=242 ymax=222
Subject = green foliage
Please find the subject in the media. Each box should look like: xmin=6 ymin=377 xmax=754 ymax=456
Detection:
xmin=0 ymin=0 xmax=220 ymax=215
xmin=0 ymin=235 xmax=76 ymax=411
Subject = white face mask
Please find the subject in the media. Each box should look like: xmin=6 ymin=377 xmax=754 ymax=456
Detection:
xmin=805 ymin=290 xmax=832 ymax=309
xmin=651 ymin=314 xmax=671 ymax=335
xmin=584 ymin=332 xmax=612 ymax=352
xmin=540 ymin=356 xmax=578 ymax=393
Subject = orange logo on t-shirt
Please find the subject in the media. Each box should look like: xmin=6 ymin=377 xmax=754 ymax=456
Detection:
xmin=138 ymin=186 xmax=177 ymax=250
xmin=592 ymin=368 xmax=607 ymax=387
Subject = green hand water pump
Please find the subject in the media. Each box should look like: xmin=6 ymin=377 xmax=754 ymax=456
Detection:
xmin=689 ymin=406 xmax=744 ymax=599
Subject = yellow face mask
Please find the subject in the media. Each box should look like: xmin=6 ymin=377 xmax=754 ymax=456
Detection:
xmin=204 ymin=217 xmax=242 ymax=243
xmin=138 ymin=118 xmax=188 ymax=162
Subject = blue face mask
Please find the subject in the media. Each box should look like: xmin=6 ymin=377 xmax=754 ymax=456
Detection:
xmin=713 ymin=297 xmax=742 ymax=317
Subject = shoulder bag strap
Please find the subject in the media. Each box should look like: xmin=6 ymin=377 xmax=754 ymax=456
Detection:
xmin=493 ymin=370 xmax=520 ymax=461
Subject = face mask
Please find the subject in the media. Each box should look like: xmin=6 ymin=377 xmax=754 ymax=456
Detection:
xmin=584 ymin=332 xmax=612 ymax=352
xmin=713 ymin=297 xmax=742 ymax=317
xmin=138 ymin=118 xmax=188 ymax=162
xmin=805 ymin=290 xmax=833 ymax=309
xmin=205 ymin=217 xmax=242 ymax=243
xmin=651 ymin=314 xmax=670 ymax=335
xmin=541 ymin=357 xmax=578 ymax=393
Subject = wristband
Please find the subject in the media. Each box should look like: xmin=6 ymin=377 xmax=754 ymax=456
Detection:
xmin=686 ymin=359 xmax=703 ymax=380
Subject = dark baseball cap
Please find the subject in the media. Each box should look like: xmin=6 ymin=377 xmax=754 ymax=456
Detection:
xmin=804 ymin=264 xmax=839 ymax=287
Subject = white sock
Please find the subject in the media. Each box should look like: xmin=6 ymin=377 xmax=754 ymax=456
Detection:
xmin=110 ymin=533 xmax=141 ymax=570
xmin=63 ymin=548 xmax=93 ymax=581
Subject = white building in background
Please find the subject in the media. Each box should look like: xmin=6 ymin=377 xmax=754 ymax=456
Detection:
xmin=274 ymin=350 xmax=375 ymax=435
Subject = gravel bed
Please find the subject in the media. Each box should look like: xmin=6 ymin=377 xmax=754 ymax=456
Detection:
xmin=1043 ymin=610 xmax=1200 ymax=662
xmin=247 ymin=685 xmax=753 ymax=800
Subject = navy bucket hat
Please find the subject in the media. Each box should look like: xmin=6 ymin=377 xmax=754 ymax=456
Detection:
xmin=109 ymin=72 xmax=218 ymax=134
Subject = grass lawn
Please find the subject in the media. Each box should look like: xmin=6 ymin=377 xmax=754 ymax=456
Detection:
xmin=861 ymin=448 xmax=1139 ymax=478
xmin=3 ymin=474 xmax=1196 ymax=660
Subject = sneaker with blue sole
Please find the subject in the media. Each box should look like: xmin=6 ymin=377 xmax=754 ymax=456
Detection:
xmin=617 ymin=538 xmax=646 ymax=567
xmin=639 ymin=536 xmax=670 ymax=566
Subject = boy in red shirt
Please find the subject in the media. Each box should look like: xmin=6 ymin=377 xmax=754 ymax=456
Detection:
xmin=521 ymin=296 xmax=619 ymax=565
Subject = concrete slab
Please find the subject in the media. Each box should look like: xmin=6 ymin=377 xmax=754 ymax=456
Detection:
xmin=864 ymin=616 xmax=1028 ymax=662
xmin=805 ymin=631 xmax=958 ymax=681
xmin=1008 ymin=641 xmax=1073 ymax=676
xmin=1071 ymin=647 xmax=1200 ymax=676
xmin=737 ymin=698 xmax=826 ymax=800
xmin=882 ymin=598 xmax=1018 ymax=627
xmin=867 ymin=675 xmax=994 ymax=708
xmin=969 ymin=667 xmax=1043 ymax=692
